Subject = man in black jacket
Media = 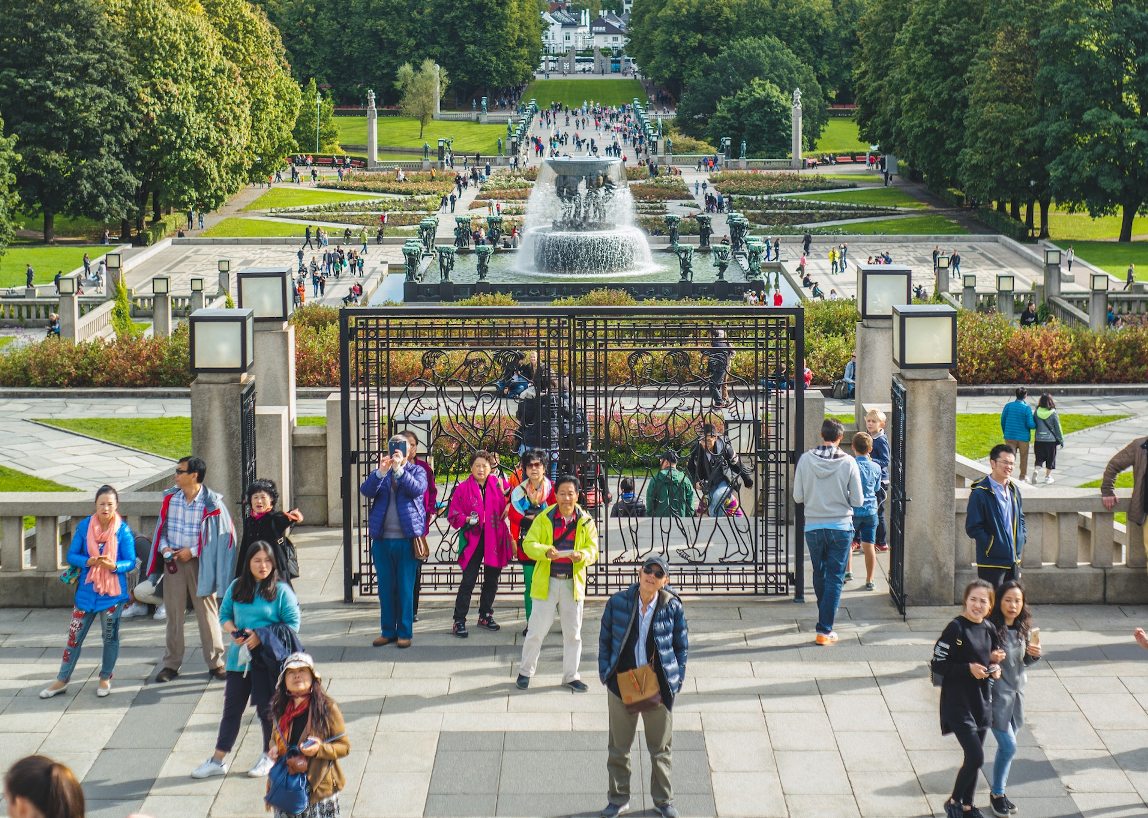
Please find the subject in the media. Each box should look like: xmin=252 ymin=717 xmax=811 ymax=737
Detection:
xmin=686 ymin=423 xmax=753 ymax=517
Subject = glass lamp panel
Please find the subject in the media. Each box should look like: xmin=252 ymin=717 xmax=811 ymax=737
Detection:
xmin=152 ymin=276 xmax=170 ymax=295
xmin=193 ymin=321 xmax=243 ymax=370
xmin=240 ymin=276 xmax=286 ymax=320
xmin=1091 ymin=273 xmax=1109 ymax=292
xmin=106 ymin=253 xmax=121 ymax=269
xmin=865 ymin=272 xmax=910 ymax=318
xmin=1045 ymin=249 xmax=1061 ymax=265
xmin=963 ymin=274 xmax=977 ymax=289
xmin=190 ymin=277 xmax=204 ymax=292
xmin=58 ymin=277 xmax=76 ymax=295
xmin=901 ymin=316 xmax=955 ymax=367
xmin=996 ymin=275 xmax=1014 ymax=293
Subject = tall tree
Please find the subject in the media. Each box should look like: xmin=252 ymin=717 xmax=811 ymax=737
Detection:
xmin=426 ymin=0 xmax=540 ymax=99
xmin=293 ymin=78 xmax=340 ymax=153
xmin=853 ymin=0 xmax=911 ymax=150
xmin=707 ymin=78 xmax=791 ymax=156
xmin=0 ymin=0 xmax=137 ymax=242
xmin=395 ymin=61 xmax=446 ymax=140
xmin=0 ymin=114 xmax=20 ymax=254
xmin=1038 ymin=0 xmax=1148 ymax=242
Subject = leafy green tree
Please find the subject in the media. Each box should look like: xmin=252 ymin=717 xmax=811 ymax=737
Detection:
xmin=0 ymin=114 xmax=20 ymax=254
xmin=1038 ymin=0 xmax=1148 ymax=242
xmin=426 ymin=0 xmax=540 ymax=98
xmin=677 ymin=37 xmax=826 ymax=150
xmin=0 ymin=0 xmax=137 ymax=242
xmin=853 ymin=0 xmax=911 ymax=150
xmin=396 ymin=60 xmax=445 ymax=140
xmin=293 ymin=78 xmax=340 ymax=153
xmin=707 ymin=78 xmax=791 ymax=156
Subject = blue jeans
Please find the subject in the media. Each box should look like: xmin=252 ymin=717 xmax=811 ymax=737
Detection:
xmin=58 ymin=604 xmax=122 ymax=682
xmin=708 ymin=481 xmax=732 ymax=517
xmin=991 ymin=724 xmax=1017 ymax=795
xmin=372 ymin=537 xmax=418 ymax=640
xmin=805 ymin=529 xmax=851 ymax=634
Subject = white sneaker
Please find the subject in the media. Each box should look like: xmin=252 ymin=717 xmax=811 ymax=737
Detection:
xmin=191 ymin=758 xmax=228 ymax=779
xmin=247 ymin=754 xmax=275 ymax=778
xmin=1045 ymin=474 xmax=1055 ymax=484
xmin=153 ymin=604 xmax=167 ymax=621
xmin=1028 ymin=473 xmax=1038 ymax=485
xmin=121 ymin=602 xmax=148 ymax=619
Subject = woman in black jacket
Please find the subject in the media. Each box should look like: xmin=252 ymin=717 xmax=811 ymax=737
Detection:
xmin=236 ymin=479 xmax=303 ymax=584
xmin=932 ymin=579 xmax=1005 ymax=818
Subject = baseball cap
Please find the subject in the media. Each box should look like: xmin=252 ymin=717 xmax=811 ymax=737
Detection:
xmin=658 ymin=450 xmax=679 ymax=464
xmin=642 ymin=554 xmax=670 ymax=575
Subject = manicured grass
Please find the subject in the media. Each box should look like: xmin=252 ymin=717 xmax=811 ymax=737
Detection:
xmin=812 ymin=117 xmax=870 ymax=154
xmin=243 ymin=187 xmax=385 ymax=212
xmin=16 ymin=209 xmax=111 ymax=241
xmin=0 ymin=463 xmax=76 ymax=492
xmin=0 ymin=244 xmax=107 ymax=287
xmin=788 ymin=188 xmax=927 ymax=209
xmin=38 ymin=417 xmax=191 ymax=460
xmin=523 ymin=78 xmax=646 ymax=109
xmin=298 ymin=416 xmax=326 ymax=426
xmin=201 ymin=218 xmax=361 ymax=238
xmin=818 ymin=173 xmax=881 ymax=183
xmin=1045 ymin=207 xmax=1148 ymax=242
xmin=1062 ymin=240 xmax=1148 ymax=282
xmin=335 ymin=117 xmax=506 ymax=155
xmin=1080 ymin=473 xmax=1134 ymax=525
xmin=835 ymin=215 xmax=969 ymax=235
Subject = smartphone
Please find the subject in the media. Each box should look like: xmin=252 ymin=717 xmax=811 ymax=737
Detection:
xmin=234 ymin=629 xmax=250 ymax=640
xmin=1029 ymin=627 xmax=1041 ymax=648
xmin=389 ymin=440 xmax=408 ymax=457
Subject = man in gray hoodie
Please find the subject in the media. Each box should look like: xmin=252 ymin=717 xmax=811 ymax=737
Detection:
xmin=793 ymin=419 xmax=863 ymax=645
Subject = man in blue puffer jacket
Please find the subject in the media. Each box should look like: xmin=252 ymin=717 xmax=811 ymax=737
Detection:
xmin=597 ymin=555 xmax=688 ymax=818
xmin=1000 ymin=387 xmax=1035 ymax=482
xmin=966 ymin=444 xmax=1027 ymax=590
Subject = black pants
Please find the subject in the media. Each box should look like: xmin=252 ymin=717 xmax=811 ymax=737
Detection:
xmin=875 ymin=484 xmax=888 ymax=546
xmin=977 ymin=564 xmax=1020 ymax=592
xmin=216 ymin=669 xmax=273 ymax=754
xmin=413 ymin=560 xmax=423 ymax=615
xmin=950 ymin=726 xmax=986 ymax=806
xmin=453 ymin=549 xmax=501 ymax=623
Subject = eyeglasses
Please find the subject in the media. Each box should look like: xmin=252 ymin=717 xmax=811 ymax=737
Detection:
xmin=992 ymin=459 xmax=1016 ymax=469
xmin=175 ymin=468 xmax=190 ymax=475
xmin=642 ymin=565 xmax=666 ymax=579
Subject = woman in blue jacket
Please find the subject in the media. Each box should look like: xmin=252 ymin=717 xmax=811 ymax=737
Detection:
xmin=40 ymin=485 xmax=135 ymax=700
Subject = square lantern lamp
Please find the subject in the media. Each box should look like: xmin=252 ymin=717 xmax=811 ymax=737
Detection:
xmin=1091 ymin=273 xmax=1110 ymax=293
xmin=892 ymin=304 xmax=958 ymax=370
xmin=217 ymin=259 xmax=231 ymax=274
xmin=189 ymin=308 xmax=254 ymax=373
xmin=58 ymin=276 xmax=76 ymax=296
xmin=963 ymin=273 xmax=977 ymax=290
xmin=152 ymin=275 xmax=170 ymax=295
xmin=1045 ymin=249 xmax=1061 ymax=266
xmin=105 ymin=252 xmax=121 ymax=271
xmin=936 ymin=255 xmax=950 ymax=273
xmin=190 ymin=277 xmax=204 ymax=293
xmin=996 ymin=274 xmax=1015 ymax=293
xmin=857 ymin=264 xmax=912 ymax=320
xmin=237 ymin=266 xmax=293 ymax=322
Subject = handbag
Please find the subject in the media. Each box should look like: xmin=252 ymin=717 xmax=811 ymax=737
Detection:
xmin=412 ymin=535 xmax=430 ymax=561
xmin=265 ymin=747 xmax=310 ymax=815
xmin=277 ymin=536 xmax=300 ymax=580
xmin=617 ymin=663 xmax=663 ymax=713
xmin=59 ymin=566 xmax=80 ymax=586
xmin=133 ymin=574 xmax=163 ymax=606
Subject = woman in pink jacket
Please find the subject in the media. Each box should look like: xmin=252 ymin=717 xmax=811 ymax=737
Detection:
xmin=448 ymin=450 xmax=514 ymax=638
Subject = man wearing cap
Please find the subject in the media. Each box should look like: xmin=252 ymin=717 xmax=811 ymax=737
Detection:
xmin=686 ymin=423 xmax=753 ymax=517
xmin=598 ymin=555 xmax=689 ymax=818
xmin=646 ymin=450 xmax=696 ymax=519
xmin=793 ymin=419 xmax=863 ymax=646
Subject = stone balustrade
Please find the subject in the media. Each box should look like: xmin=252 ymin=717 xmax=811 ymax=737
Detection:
xmin=74 ymin=299 xmax=116 ymax=341
xmin=0 ymin=297 xmax=105 ymax=327
xmin=1047 ymin=295 xmax=1090 ymax=327
xmin=130 ymin=294 xmax=194 ymax=318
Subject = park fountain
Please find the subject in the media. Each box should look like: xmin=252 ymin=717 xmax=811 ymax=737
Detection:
xmin=516 ymin=157 xmax=657 ymax=276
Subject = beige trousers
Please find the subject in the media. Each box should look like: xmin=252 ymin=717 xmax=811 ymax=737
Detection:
xmin=161 ymin=556 xmax=224 ymax=673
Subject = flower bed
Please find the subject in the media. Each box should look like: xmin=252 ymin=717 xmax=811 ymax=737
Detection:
xmin=709 ymin=172 xmax=852 ymax=196
xmin=629 ymin=178 xmax=693 ymax=201
xmin=269 ymin=196 xmax=440 ymax=215
xmin=322 ymin=171 xmax=453 ymax=196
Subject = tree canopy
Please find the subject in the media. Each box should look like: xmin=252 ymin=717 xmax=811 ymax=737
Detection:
xmin=0 ymin=114 xmax=19 ymax=253
xmin=293 ymin=79 xmax=340 ymax=154
xmin=396 ymin=60 xmax=446 ymax=140
xmin=708 ymin=79 xmax=791 ymax=157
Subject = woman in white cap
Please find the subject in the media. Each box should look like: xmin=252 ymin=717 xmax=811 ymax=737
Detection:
xmin=268 ymin=653 xmax=350 ymax=817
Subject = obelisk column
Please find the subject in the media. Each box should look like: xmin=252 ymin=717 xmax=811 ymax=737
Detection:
xmin=791 ymin=88 xmax=803 ymax=170
xmin=366 ymin=89 xmax=378 ymax=169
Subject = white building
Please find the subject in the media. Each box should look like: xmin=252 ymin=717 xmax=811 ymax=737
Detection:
xmin=589 ymin=13 xmax=628 ymax=52
xmin=541 ymin=8 xmax=591 ymax=54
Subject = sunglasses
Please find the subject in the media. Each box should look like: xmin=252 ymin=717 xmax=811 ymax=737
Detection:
xmin=642 ymin=565 xmax=665 ymax=579
xmin=175 ymin=468 xmax=190 ymax=475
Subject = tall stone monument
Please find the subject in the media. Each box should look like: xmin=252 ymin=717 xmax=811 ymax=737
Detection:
xmin=366 ymin=89 xmax=378 ymax=169
xmin=791 ymin=88 xmax=803 ymax=170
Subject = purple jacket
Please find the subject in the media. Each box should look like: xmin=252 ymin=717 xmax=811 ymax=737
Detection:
xmin=411 ymin=457 xmax=437 ymax=536
xmin=447 ymin=474 xmax=514 ymax=570
xmin=360 ymin=464 xmax=428 ymax=540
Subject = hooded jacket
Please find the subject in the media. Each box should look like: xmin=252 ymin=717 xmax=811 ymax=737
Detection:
xmin=146 ymin=486 xmax=236 ymax=599
xmin=1001 ymin=399 xmax=1035 ymax=442
xmin=792 ymin=445 xmax=863 ymax=528
xmin=646 ymin=467 xmax=697 ymax=518
xmin=1034 ymin=407 xmax=1064 ymax=446
xmin=965 ymin=475 xmax=1026 ymax=567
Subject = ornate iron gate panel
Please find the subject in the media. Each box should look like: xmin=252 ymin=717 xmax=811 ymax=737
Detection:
xmin=239 ymin=382 xmax=257 ymax=502
xmin=888 ymin=375 xmax=908 ymax=616
xmin=341 ymin=306 xmax=803 ymax=600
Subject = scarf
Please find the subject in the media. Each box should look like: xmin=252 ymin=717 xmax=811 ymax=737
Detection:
xmin=279 ymin=694 xmax=311 ymax=743
xmin=86 ymin=514 xmax=122 ymax=597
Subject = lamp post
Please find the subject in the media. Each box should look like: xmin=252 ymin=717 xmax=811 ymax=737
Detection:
xmin=890 ymin=303 xmax=958 ymax=606
xmin=855 ymin=264 xmax=911 ymax=423
xmin=1089 ymin=272 xmax=1110 ymax=331
xmin=217 ymin=259 xmax=231 ymax=298
xmin=190 ymin=276 xmax=205 ymax=313
xmin=237 ymin=266 xmax=297 ymax=424
xmin=935 ymin=254 xmax=951 ymax=295
xmin=961 ymin=273 xmax=978 ymax=311
xmin=996 ymin=274 xmax=1016 ymax=322
xmin=1044 ymin=248 xmax=1063 ymax=299
xmin=57 ymin=275 xmax=79 ymax=341
xmin=105 ymin=252 xmax=123 ymax=296
xmin=152 ymin=275 xmax=172 ymax=338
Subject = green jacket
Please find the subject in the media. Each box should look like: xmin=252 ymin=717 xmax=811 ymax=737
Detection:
xmin=521 ymin=504 xmax=599 ymax=601
xmin=646 ymin=468 xmax=697 ymax=517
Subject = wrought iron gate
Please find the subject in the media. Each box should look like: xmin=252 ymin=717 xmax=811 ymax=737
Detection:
xmin=888 ymin=375 xmax=908 ymax=616
xmin=239 ymin=382 xmax=257 ymax=502
xmin=341 ymin=306 xmax=803 ymax=600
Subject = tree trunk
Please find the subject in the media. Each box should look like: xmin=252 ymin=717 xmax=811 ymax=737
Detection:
xmin=1038 ymin=198 xmax=1051 ymax=239
xmin=120 ymin=219 xmax=130 ymax=242
xmin=1120 ymin=201 xmax=1138 ymax=242
xmin=1025 ymin=200 xmax=1035 ymax=234
xmin=152 ymin=189 xmax=162 ymax=223
xmin=1010 ymin=199 xmax=1021 ymax=220
xmin=43 ymin=210 xmax=55 ymax=244
xmin=996 ymin=200 xmax=1006 ymax=214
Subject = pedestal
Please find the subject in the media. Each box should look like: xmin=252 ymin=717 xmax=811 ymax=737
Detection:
xmin=191 ymin=373 xmax=253 ymax=512
xmin=961 ymin=285 xmax=977 ymax=311
xmin=785 ymin=388 xmax=825 ymax=527
xmin=790 ymin=103 xmax=802 ymax=171
xmin=256 ymin=406 xmax=292 ymax=508
xmin=854 ymin=320 xmax=892 ymax=425
xmin=996 ymin=293 xmax=1015 ymax=323
xmin=218 ymin=271 xmax=230 ymax=298
xmin=1089 ymin=291 xmax=1108 ymax=331
xmin=253 ymin=323 xmax=297 ymax=423
xmin=935 ymin=267 xmax=950 ymax=296
xmin=58 ymin=293 xmax=80 ymax=341
xmin=1043 ymin=263 xmax=1061 ymax=299
xmin=24 ymin=286 xmax=37 ymax=299
xmin=896 ymin=371 xmax=957 ymax=605
xmin=153 ymin=292 xmax=172 ymax=338
xmin=367 ymin=108 xmax=378 ymax=169
xmin=190 ymin=291 xmax=206 ymax=313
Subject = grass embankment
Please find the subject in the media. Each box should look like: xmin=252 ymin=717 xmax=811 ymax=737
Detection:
xmin=812 ymin=117 xmax=870 ymax=154
xmin=831 ymin=215 xmax=968 ymax=235
xmin=523 ymin=78 xmax=646 ymax=109
xmin=787 ymin=188 xmax=928 ymax=210
xmin=0 ymin=244 xmax=107 ymax=287
xmin=243 ymin=187 xmax=386 ymax=212
xmin=335 ymin=117 xmax=505 ymax=155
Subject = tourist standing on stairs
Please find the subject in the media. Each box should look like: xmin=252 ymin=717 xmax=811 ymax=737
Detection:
xmin=1000 ymin=387 xmax=1035 ymax=482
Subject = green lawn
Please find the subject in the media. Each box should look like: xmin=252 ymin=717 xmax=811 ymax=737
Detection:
xmin=0 ymin=463 xmax=76 ymax=492
xmin=202 ymin=218 xmax=341 ymax=238
xmin=1062 ymin=240 xmax=1148 ymax=282
xmin=16 ymin=209 xmax=111 ymax=241
xmin=0 ymin=337 xmax=15 ymax=351
xmin=826 ymin=215 xmax=968 ymax=235
xmin=813 ymin=117 xmax=870 ymax=154
xmin=298 ymin=416 xmax=326 ymax=426
xmin=0 ymin=244 xmax=107 ymax=287
xmin=1044 ymin=206 xmax=1148 ymax=242
xmin=523 ymin=78 xmax=646 ymax=109
xmin=335 ymin=117 xmax=506 ymax=154
xmin=243 ymin=187 xmax=385 ymax=212
xmin=788 ymin=187 xmax=927 ymax=210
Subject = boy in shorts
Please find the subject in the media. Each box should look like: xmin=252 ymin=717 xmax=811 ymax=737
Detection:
xmin=846 ymin=432 xmax=882 ymax=590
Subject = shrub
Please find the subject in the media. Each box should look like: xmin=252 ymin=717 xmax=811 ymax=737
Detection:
xmin=291 ymin=304 xmax=340 ymax=330
xmin=666 ymin=130 xmax=716 ymax=154
xmin=145 ymin=215 xmax=181 ymax=245
xmin=111 ymin=278 xmax=140 ymax=340
xmin=974 ymin=208 xmax=1028 ymax=242
xmin=709 ymin=172 xmax=851 ymax=196
xmin=552 ymin=289 xmax=638 ymax=307
xmin=0 ymin=327 xmax=192 ymax=387
xmin=456 ymin=293 xmax=520 ymax=306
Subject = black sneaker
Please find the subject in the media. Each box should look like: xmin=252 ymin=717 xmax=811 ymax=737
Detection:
xmin=944 ymin=801 xmax=963 ymax=818
xmin=1005 ymin=796 xmax=1018 ymax=814
xmin=966 ymin=808 xmax=986 ymax=818
xmin=565 ymin=679 xmax=589 ymax=692
xmin=515 ymin=674 xmax=530 ymax=690
xmin=452 ymin=621 xmax=468 ymax=638
xmin=477 ymin=615 xmax=501 ymax=631
xmin=989 ymin=795 xmax=1010 ymax=818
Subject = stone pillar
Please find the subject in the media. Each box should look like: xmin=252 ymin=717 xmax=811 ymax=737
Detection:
xmin=366 ymin=93 xmax=378 ymax=169
xmin=785 ymin=388 xmax=825 ymax=525
xmin=896 ymin=370 xmax=958 ymax=605
xmin=1089 ymin=290 xmax=1108 ymax=331
xmin=1043 ymin=260 xmax=1061 ymax=299
xmin=961 ymin=282 xmax=977 ymax=311
xmin=256 ymin=406 xmax=292 ymax=508
xmin=996 ymin=293 xmax=1015 ymax=323
xmin=218 ymin=271 xmax=230 ymax=298
xmin=790 ymin=90 xmax=803 ymax=171
xmin=854 ymin=319 xmax=892 ymax=427
xmin=24 ymin=286 xmax=36 ymax=299
xmin=935 ymin=266 xmax=950 ymax=296
xmin=433 ymin=64 xmax=441 ymax=116
xmin=253 ymin=322 xmax=297 ymax=424
xmin=190 ymin=291 xmax=206 ymax=313
xmin=153 ymin=292 xmax=173 ymax=338
xmin=58 ymin=292 xmax=80 ymax=341
xmin=191 ymin=372 xmax=253 ymax=514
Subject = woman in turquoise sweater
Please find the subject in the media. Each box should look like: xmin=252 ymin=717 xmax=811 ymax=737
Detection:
xmin=40 ymin=485 xmax=135 ymax=700
xmin=191 ymin=541 xmax=300 ymax=780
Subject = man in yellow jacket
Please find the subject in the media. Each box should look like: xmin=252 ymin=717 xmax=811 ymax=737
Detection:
xmin=516 ymin=475 xmax=599 ymax=692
